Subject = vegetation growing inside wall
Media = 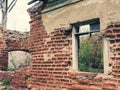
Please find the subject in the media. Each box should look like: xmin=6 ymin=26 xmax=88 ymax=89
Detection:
xmin=78 ymin=34 xmax=103 ymax=73
xmin=2 ymin=80 xmax=9 ymax=86
xmin=2 ymin=80 xmax=13 ymax=90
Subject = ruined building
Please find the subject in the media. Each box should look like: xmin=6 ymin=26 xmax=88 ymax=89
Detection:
xmin=1 ymin=0 xmax=120 ymax=90
xmin=0 ymin=25 xmax=30 ymax=70
xmin=27 ymin=0 xmax=120 ymax=89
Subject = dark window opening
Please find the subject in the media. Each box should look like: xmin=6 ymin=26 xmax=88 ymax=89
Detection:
xmin=73 ymin=19 xmax=104 ymax=73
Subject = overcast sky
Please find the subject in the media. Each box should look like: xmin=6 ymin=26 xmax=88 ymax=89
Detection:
xmin=0 ymin=0 xmax=31 ymax=32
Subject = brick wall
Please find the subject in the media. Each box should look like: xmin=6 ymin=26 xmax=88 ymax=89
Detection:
xmin=28 ymin=11 xmax=120 ymax=89
xmin=0 ymin=67 xmax=30 ymax=89
xmin=70 ymin=72 xmax=118 ymax=90
xmin=4 ymin=29 xmax=30 ymax=51
xmin=28 ymin=14 xmax=72 ymax=90
xmin=6 ymin=38 xmax=30 ymax=51
xmin=11 ymin=66 xmax=30 ymax=89
xmin=69 ymin=24 xmax=120 ymax=90
xmin=0 ymin=25 xmax=30 ymax=70
xmin=0 ymin=71 xmax=13 ymax=82
xmin=0 ymin=26 xmax=8 ymax=70
xmin=1 ymin=1 xmax=120 ymax=89
xmin=0 ymin=25 xmax=30 ymax=89
xmin=105 ymin=24 xmax=120 ymax=79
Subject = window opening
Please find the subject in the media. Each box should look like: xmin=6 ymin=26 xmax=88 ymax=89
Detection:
xmin=72 ymin=19 xmax=103 ymax=73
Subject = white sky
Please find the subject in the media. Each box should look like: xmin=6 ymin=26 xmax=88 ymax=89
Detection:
xmin=0 ymin=0 xmax=31 ymax=32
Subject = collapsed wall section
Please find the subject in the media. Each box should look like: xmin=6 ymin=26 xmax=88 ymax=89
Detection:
xmin=0 ymin=25 xmax=31 ymax=89
xmin=0 ymin=25 xmax=30 ymax=70
xmin=4 ymin=30 xmax=30 ymax=51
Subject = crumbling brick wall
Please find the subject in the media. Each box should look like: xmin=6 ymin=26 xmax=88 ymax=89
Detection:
xmin=0 ymin=25 xmax=30 ymax=70
xmin=0 ymin=25 xmax=31 ymax=89
xmin=0 ymin=67 xmax=30 ymax=89
xmin=69 ymin=24 xmax=120 ymax=90
xmin=0 ymin=25 xmax=8 ymax=70
xmin=0 ymin=26 xmax=31 ymax=89
xmin=70 ymin=72 xmax=118 ymax=90
xmin=10 ymin=66 xmax=30 ymax=89
xmin=4 ymin=30 xmax=30 ymax=51
xmin=6 ymin=38 xmax=30 ymax=51
xmin=28 ymin=9 xmax=120 ymax=90
xmin=105 ymin=24 xmax=120 ymax=79
xmin=1 ymin=0 xmax=120 ymax=89
xmin=28 ymin=14 xmax=72 ymax=89
xmin=0 ymin=71 xmax=13 ymax=82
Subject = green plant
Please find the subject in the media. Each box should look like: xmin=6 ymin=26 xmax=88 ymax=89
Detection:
xmin=2 ymin=80 xmax=13 ymax=90
xmin=78 ymin=37 xmax=92 ymax=72
xmin=2 ymin=80 xmax=10 ymax=86
xmin=78 ymin=35 xmax=103 ymax=73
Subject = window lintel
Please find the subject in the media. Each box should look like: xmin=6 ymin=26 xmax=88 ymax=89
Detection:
xmin=71 ymin=18 xmax=100 ymax=27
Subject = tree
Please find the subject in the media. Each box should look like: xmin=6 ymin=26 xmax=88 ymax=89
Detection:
xmin=0 ymin=0 xmax=17 ymax=29
xmin=0 ymin=0 xmax=47 ymax=29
